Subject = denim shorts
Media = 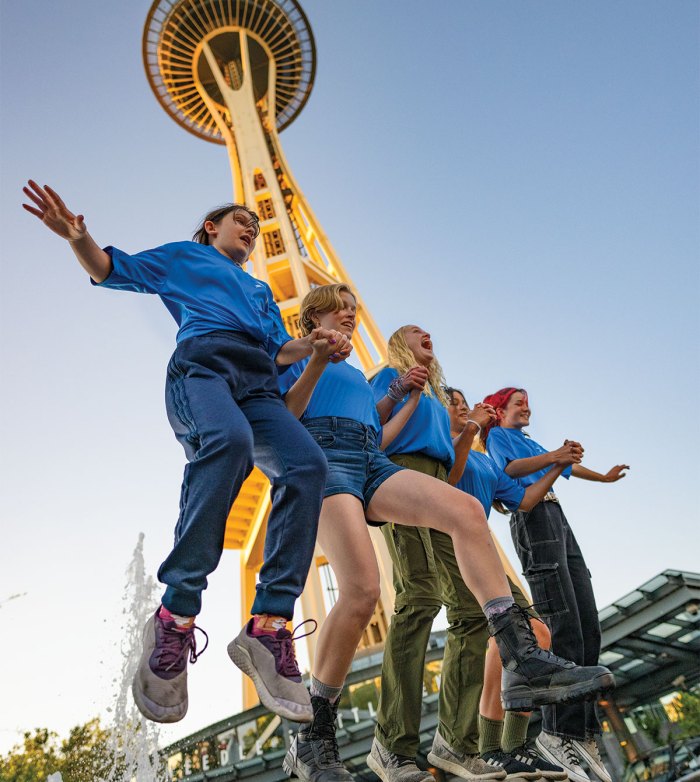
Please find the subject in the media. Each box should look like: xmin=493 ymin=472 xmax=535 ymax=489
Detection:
xmin=303 ymin=417 xmax=403 ymax=516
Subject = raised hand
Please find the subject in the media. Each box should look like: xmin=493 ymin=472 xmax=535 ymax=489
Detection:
xmin=22 ymin=181 xmax=86 ymax=241
xmin=467 ymin=402 xmax=496 ymax=430
xmin=309 ymin=328 xmax=352 ymax=363
xmin=552 ymin=440 xmax=585 ymax=466
xmin=602 ymin=464 xmax=630 ymax=482
xmin=401 ymin=365 xmax=429 ymax=392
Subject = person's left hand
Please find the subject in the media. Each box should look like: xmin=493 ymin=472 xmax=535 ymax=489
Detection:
xmin=603 ymin=464 xmax=630 ymax=482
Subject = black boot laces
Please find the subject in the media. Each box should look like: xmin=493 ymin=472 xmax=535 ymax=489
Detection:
xmin=516 ymin=606 xmax=572 ymax=667
xmin=308 ymin=699 xmax=342 ymax=766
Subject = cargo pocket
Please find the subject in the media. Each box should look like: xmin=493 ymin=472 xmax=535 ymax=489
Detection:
xmin=525 ymin=562 xmax=568 ymax=618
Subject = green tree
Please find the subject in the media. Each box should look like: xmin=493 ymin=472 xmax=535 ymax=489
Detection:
xmin=0 ymin=718 xmax=120 ymax=782
xmin=0 ymin=728 xmax=60 ymax=782
xmin=674 ymin=691 xmax=700 ymax=740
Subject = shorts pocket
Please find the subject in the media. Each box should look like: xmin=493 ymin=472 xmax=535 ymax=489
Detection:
xmin=525 ymin=562 xmax=569 ymax=618
xmin=308 ymin=431 xmax=336 ymax=449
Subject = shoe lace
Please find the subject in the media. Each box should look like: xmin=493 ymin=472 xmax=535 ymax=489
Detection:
xmin=273 ymin=619 xmax=317 ymax=677
xmin=155 ymin=623 xmax=209 ymax=671
xmin=308 ymin=699 xmax=341 ymax=764
xmin=515 ymin=606 xmax=572 ymax=666
xmin=561 ymin=738 xmax=583 ymax=767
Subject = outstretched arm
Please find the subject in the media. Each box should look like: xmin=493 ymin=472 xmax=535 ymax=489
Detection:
xmin=284 ymin=334 xmax=344 ymax=418
xmin=276 ymin=327 xmax=351 ymax=366
xmin=519 ymin=464 xmax=568 ymax=510
xmin=380 ymin=388 xmax=421 ymax=449
xmin=22 ymin=180 xmax=113 ymax=283
xmin=504 ymin=440 xmax=584 ymax=478
xmin=448 ymin=403 xmax=496 ymax=486
xmin=572 ymin=463 xmax=629 ymax=483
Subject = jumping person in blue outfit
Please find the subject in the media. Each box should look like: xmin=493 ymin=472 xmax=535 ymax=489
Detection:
xmin=22 ymin=181 xmax=351 ymax=725
xmin=276 ymin=284 xmax=614 ymax=782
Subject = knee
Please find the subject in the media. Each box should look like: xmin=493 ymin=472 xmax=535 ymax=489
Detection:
xmin=448 ymin=494 xmax=488 ymax=536
xmin=531 ymin=617 xmax=552 ymax=650
xmin=209 ymin=424 xmax=254 ymax=466
xmin=343 ymin=580 xmax=381 ymax=622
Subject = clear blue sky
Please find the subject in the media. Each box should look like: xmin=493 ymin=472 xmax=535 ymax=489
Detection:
xmin=1 ymin=0 xmax=698 ymax=756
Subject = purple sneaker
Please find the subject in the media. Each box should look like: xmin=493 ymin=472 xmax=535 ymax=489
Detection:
xmin=228 ymin=618 xmax=316 ymax=722
xmin=132 ymin=609 xmax=208 ymax=723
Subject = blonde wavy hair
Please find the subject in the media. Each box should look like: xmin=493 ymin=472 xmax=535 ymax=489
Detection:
xmin=299 ymin=283 xmax=356 ymax=336
xmin=387 ymin=326 xmax=450 ymax=406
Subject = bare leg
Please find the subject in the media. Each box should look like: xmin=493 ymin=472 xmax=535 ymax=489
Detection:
xmin=312 ymin=493 xmax=381 ymax=687
xmin=367 ymin=470 xmax=511 ymax=605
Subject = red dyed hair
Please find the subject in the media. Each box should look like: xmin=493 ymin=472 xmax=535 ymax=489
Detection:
xmin=482 ymin=387 xmax=527 ymax=441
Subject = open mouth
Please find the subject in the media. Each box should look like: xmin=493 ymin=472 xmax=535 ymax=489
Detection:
xmin=421 ymin=337 xmax=433 ymax=351
xmin=240 ymin=235 xmax=252 ymax=247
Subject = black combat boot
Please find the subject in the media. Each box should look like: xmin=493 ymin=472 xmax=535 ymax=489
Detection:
xmin=283 ymin=696 xmax=354 ymax=782
xmin=489 ymin=605 xmax=614 ymax=711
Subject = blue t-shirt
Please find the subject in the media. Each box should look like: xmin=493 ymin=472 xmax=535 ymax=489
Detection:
xmin=456 ymin=451 xmax=525 ymax=519
xmin=487 ymin=427 xmax=572 ymax=488
xmin=95 ymin=241 xmax=292 ymax=357
xmin=370 ymin=367 xmax=455 ymax=469
xmin=278 ymin=358 xmax=381 ymax=432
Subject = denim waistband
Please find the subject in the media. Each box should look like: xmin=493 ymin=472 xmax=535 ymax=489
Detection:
xmin=304 ymin=416 xmax=379 ymax=445
xmin=184 ymin=329 xmax=265 ymax=350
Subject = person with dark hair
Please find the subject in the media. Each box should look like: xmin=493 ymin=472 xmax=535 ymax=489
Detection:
xmin=445 ymin=387 xmax=574 ymax=782
xmin=277 ymin=297 xmax=612 ymax=782
xmin=22 ymin=181 xmax=352 ymax=725
xmin=482 ymin=387 xmax=628 ymax=782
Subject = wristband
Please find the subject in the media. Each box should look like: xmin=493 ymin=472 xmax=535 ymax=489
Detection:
xmin=465 ymin=419 xmax=482 ymax=436
xmin=387 ymin=376 xmax=409 ymax=402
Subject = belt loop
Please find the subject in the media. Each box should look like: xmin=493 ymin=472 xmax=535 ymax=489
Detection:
xmin=330 ymin=417 xmax=337 ymax=431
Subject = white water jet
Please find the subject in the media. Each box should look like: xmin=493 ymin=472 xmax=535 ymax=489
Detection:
xmin=101 ymin=533 xmax=167 ymax=782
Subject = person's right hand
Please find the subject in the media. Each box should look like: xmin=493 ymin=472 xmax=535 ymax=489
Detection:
xmin=401 ymin=365 xmax=429 ymax=392
xmin=308 ymin=327 xmax=352 ymax=363
xmin=552 ymin=440 xmax=584 ymax=465
xmin=22 ymin=181 xmax=87 ymax=242
xmin=466 ymin=402 xmax=496 ymax=430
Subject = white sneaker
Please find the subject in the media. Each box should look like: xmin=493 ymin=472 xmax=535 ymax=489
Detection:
xmin=572 ymin=738 xmax=612 ymax=782
xmin=536 ymin=733 xmax=590 ymax=782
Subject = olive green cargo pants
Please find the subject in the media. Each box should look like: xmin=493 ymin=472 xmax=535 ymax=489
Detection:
xmin=374 ymin=453 xmax=489 ymax=756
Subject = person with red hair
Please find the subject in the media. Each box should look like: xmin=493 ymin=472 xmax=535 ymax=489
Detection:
xmin=483 ymin=387 xmax=629 ymax=782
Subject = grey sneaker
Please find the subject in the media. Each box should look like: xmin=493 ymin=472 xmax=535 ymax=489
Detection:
xmin=572 ymin=738 xmax=611 ymax=782
xmin=131 ymin=609 xmax=208 ymax=723
xmin=536 ymin=734 xmax=589 ymax=782
xmin=366 ymin=737 xmax=433 ymax=782
xmin=228 ymin=618 xmax=315 ymax=722
xmin=282 ymin=696 xmax=353 ymax=782
xmin=428 ymin=730 xmax=506 ymax=780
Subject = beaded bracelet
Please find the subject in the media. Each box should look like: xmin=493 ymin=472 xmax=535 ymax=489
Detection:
xmin=387 ymin=376 xmax=409 ymax=402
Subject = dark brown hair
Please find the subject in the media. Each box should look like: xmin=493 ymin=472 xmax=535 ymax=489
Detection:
xmin=193 ymin=204 xmax=260 ymax=245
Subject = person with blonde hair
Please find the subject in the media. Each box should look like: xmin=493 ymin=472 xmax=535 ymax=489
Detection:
xmin=277 ymin=290 xmax=613 ymax=782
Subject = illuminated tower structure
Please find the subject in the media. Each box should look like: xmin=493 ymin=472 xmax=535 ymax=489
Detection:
xmin=143 ymin=0 xmax=525 ymax=710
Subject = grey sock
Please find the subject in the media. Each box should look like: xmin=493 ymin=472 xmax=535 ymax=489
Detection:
xmin=482 ymin=595 xmax=515 ymax=620
xmin=310 ymin=675 xmax=343 ymax=703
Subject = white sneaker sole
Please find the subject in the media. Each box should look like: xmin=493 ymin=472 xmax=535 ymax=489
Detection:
xmin=228 ymin=638 xmax=312 ymax=723
xmin=427 ymin=752 xmax=507 ymax=780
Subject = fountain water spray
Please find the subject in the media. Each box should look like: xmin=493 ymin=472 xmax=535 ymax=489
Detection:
xmin=102 ymin=533 xmax=167 ymax=782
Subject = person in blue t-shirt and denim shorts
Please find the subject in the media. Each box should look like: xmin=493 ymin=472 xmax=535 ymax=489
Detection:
xmin=483 ymin=387 xmax=629 ymax=782
xmin=276 ymin=287 xmax=613 ymax=782
xmin=22 ymin=180 xmax=352 ymax=726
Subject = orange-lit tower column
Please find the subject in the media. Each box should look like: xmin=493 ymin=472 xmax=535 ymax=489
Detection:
xmin=143 ymin=0 xmax=394 ymax=707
